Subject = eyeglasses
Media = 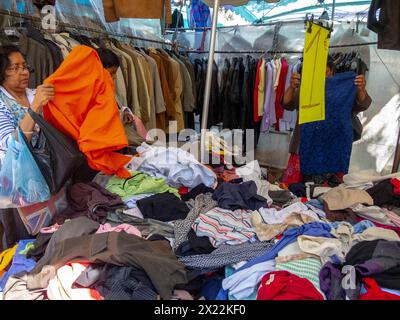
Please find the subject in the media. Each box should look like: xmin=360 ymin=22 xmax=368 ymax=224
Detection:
xmin=6 ymin=65 xmax=34 ymax=74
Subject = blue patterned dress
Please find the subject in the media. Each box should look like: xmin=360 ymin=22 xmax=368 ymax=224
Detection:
xmin=300 ymin=72 xmax=357 ymax=175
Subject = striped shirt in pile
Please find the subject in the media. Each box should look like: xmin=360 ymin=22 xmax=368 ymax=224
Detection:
xmin=192 ymin=207 xmax=256 ymax=247
xmin=178 ymin=240 xmax=275 ymax=271
xmin=384 ymin=208 xmax=400 ymax=227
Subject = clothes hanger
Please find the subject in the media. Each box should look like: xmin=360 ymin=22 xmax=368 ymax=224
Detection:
xmin=3 ymin=13 xmax=23 ymax=39
xmin=319 ymin=10 xmax=330 ymax=21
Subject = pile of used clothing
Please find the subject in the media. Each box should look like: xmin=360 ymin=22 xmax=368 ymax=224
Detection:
xmin=1 ymin=146 xmax=400 ymax=300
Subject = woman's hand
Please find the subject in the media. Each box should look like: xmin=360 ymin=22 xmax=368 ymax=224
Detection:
xmin=355 ymin=75 xmax=367 ymax=93
xmin=123 ymin=109 xmax=135 ymax=125
xmin=355 ymin=75 xmax=367 ymax=103
xmin=290 ymin=72 xmax=301 ymax=89
xmin=31 ymin=84 xmax=55 ymax=112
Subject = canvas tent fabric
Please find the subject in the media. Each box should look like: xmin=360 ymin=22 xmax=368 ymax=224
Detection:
xmin=203 ymin=0 xmax=280 ymax=7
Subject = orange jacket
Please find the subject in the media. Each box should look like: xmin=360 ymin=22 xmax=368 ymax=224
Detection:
xmin=43 ymin=45 xmax=131 ymax=178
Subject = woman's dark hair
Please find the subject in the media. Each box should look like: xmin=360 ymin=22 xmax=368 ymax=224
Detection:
xmin=96 ymin=48 xmax=120 ymax=69
xmin=327 ymin=54 xmax=336 ymax=73
xmin=0 ymin=45 xmax=22 ymax=84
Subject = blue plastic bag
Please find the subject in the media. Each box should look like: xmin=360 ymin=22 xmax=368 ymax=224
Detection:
xmin=0 ymin=129 xmax=51 ymax=208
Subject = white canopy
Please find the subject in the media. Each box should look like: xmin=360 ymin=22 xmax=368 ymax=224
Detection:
xmin=202 ymin=0 xmax=279 ymax=8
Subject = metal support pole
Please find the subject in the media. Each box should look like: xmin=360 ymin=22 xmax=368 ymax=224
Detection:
xmin=200 ymin=0 xmax=219 ymax=161
xmin=331 ymin=0 xmax=336 ymax=21
xmin=392 ymin=127 xmax=400 ymax=173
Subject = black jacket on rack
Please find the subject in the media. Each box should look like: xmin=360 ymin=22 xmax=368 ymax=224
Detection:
xmin=241 ymin=55 xmax=257 ymax=131
xmin=194 ymin=58 xmax=205 ymax=116
xmin=193 ymin=58 xmax=219 ymax=128
xmin=231 ymin=57 xmax=245 ymax=129
xmin=208 ymin=59 xmax=220 ymax=127
xmin=221 ymin=57 xmax=246 ymax=130
xmin=21 ymin=23 xmax=63 ymax=71
xmin=368 ymin=0 xmax=400 ymax=50
xmin=221 ymin=57 xmax=234 ymax=129
xmin=171 ymin=9 xmax=184 ymax=29
xmin=219 ymin=58 xmax=230 ymax=125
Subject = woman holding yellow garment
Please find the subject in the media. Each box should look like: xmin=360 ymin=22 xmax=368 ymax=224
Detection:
xmin=282 ymin=55 xmax=372 ymax=185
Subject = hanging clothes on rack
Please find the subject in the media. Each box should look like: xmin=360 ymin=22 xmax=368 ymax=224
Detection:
xmin=193 ymin=57 xmax=220 ymax=128
xmin=190 ymin=0 xmax=212 ymax=29
xmin=172 ymin=9 xmax=184 ymax=29
xmin=299 ymin=21 xmax=331 ymax=125
xmin=117 ymin=42 xmax=152 ymax=128
xmin=368 ymin=0 xmax=400 ymax=51
xmin=274 ymin=58 xmax=289 ymax=131
xmin=242 ymin=55 xmax=258 ymax=131
xmin=0 ymin=9 xmax=198 ymax=138
xmin=156 ymin=49 xmax=184 ymax=132
xmin=253 ymin=58 xmax=262 ymax=124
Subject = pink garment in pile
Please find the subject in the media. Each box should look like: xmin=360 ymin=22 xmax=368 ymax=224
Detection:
xmin=132 ymin=115 xmax=148 ymax=140
xmin=96 ymin=223 xmax=142 ymax=237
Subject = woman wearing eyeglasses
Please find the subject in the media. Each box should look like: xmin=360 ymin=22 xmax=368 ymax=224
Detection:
xmin=0 ymin=45 xmax=54 ymax=248
xmin=0 ymin=45 xmax=55 ymax=159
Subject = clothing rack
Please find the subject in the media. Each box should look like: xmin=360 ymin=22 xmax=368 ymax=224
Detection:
xmin=0 ymin=8 xmax=189 ymax=50
xmin=165 ymin=19 xmax=308 ymax=32
xmin=186 ymin=49 xmax=303 ymax=54
xmin=166 ymin=17 xmax=370 ymax=33
xmin=185 ymin=41 xmax=378 ymax=54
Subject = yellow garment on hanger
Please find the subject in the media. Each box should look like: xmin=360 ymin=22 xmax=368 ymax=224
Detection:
xmin=0 ymin=245 xmax=18 ymax=277
xmin=299 ymin=21 xmax=330 ymax=124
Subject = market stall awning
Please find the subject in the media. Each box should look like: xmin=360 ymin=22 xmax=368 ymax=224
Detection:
xmin=202 ymin=0 xmax=279 ymax=7
xmin=171 ymin=1 xmax=372 ymax=27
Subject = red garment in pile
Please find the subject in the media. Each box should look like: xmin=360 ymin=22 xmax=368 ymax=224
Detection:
xmin=179 ymin=187 xmax=189 ymax=196
xmin=212 ymin=166 xmax=241 ymax=183
xmin=391 ymin=178 xmax=400 ymax=195
xmin=359 ymin=278 xmax=400 ymax=300
xmin=257 ymin=271 xmax=324 ymax=300
xmin=274 ymin=59 xmax=289 ymax=131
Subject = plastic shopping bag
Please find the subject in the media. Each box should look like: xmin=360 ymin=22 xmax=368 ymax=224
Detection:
xmin=17 ymin=187 xmax=68 ymax=235
xmin=0 ymin=129 xmax=51 ymax=208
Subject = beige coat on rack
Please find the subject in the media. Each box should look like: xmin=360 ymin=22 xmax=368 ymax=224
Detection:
xmin=158 ymin=49 xmax=185 ymax=133
xmin=147 ymin=49 xmax=172 ymax=131
xmin=139 ymin=49 xmax=166 ymax=116
xmin=107 ymin=41 xmax=142 ymax=122
xmin=117 ymin=43 xmax=152 ymax=129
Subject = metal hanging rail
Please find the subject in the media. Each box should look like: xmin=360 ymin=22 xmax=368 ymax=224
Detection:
xmin=186 ymin=49 xmax=303 ymax=54
xmin=0 ymin=8 xmax=189 ymax=49
xmin=165 ymin=18 xmax=306 ymax=32
xmin=185 ymin=41 xmax=378 ymax=54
